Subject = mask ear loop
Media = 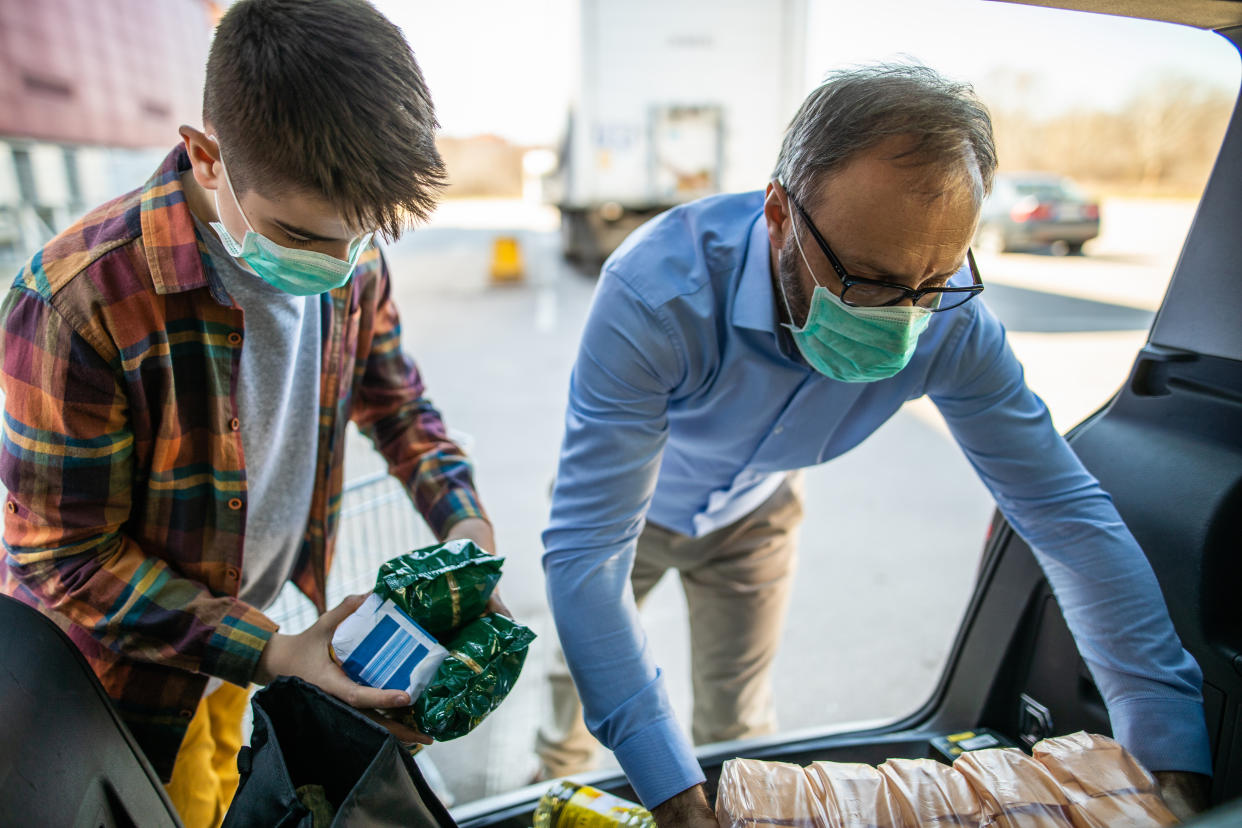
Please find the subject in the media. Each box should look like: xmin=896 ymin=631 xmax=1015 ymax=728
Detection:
xmin=773 ymin=181 xmax=822 ymax=330
xmin=207 ymin=134 xmax=257 ymax=235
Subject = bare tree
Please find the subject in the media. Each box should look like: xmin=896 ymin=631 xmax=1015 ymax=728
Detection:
xmin=983 ymin=73 xmax=1233 ymax=195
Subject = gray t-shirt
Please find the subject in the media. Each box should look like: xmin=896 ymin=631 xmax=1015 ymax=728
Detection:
xmin=193 ymin=215 xmax=321 ymax=612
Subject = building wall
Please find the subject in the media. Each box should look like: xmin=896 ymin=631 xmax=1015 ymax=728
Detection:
xmin=0 ymin=0 xmax=215 ymax=148
xmin=0 ymin=0 xmax=217 ymax=268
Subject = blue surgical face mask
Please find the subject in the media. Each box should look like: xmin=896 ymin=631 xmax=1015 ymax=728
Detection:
xmin=776 ymin=208 xmax=932 ymax=383
xmin=207 ymin=137 xmax=372 ymax=296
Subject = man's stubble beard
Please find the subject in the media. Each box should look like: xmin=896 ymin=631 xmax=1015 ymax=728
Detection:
xmin=776 ymin=232 xmax=813 ymax=329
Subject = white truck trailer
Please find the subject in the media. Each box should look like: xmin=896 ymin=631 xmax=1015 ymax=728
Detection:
xmin=551 ymin=0 xmax=808 ymax=265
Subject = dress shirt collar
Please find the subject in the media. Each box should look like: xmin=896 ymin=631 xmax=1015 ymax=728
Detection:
xmin=732 ymin=212 xmax=780 ymax=334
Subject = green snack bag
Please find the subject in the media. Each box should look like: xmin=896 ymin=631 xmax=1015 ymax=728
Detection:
xmin=405 ymin=612 xmax=536 ymax=741
xmin=374 ymin=538 xmax=503 ymax=635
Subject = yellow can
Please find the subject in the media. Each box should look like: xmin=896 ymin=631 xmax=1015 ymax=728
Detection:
xmin=533 ymin=781 xmax=657 ymax=828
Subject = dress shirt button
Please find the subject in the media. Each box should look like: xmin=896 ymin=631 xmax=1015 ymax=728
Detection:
xmin=227 ymin=332 xmax=242 ymax=346
xmin=179 ymin=709 xmax=194 ymax=720
xmin=229 ymin=418 xmax=240 ymax=431
xmin=773 ymin=425 xmax=785 ymax=435
xmin=227 ymin=497 xmax=243 ymax=511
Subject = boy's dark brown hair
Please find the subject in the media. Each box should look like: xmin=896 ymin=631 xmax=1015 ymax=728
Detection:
xmin=203 ymin=0 xmax=445 ymax=239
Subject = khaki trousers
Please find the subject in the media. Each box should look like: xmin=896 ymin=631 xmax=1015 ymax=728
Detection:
xmin=536 ymin=474 xmax=803 ymax=778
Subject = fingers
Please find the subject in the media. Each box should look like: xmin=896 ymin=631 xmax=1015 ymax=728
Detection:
xmin=306 ymin=657 xmax=430 ymax=742
xmin=317 ymin=593 xmax=369 ymax=633
xmin=485 ymin=592 xmax=514 ymax=619
xmin=316 ymin=661 xmax=410 ymax=710
xmin=348 ymin=684 xmax=413 ymax=711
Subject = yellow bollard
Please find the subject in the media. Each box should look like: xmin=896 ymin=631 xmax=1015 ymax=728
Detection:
xmin=490 ymin=236 xmax=524 ymax=283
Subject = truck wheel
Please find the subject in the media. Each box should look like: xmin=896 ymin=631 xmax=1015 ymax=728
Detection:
xmin=561 ymin=210 xmax=598 ymax=266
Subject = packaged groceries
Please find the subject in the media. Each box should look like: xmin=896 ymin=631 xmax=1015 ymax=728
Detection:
xmin=717 ymin=758 xmax=832 ymax=827
xmin=330 ymin=539 xmax=534 ymax=741
xmin=807 ymin=761 xmax=903 ymax=828
xmin=715 ymin=732 xmax=1177 ymax=828
xmin=374 ymin=539 xmax=503 ymax=635
xmin=403 ymin=612 xmax=536 ymax=740
xmin=534 ymin=781 xmax=657 ymax=828
xmin=954 ymin=747 xmax=1073 ymax=827
xmin=330 ymin=593 xmax=447 ymax=699
xmin=1031 ymin=732 xmax=1177 ymax=828
xmin=878 ymin=757 xmax=985 ymax=827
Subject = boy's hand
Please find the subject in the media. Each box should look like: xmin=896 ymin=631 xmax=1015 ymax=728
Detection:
xmin=254 ymin=593 xmax=432 ymax=745
xmin=444 ymin=517 xmax=513 ymax=618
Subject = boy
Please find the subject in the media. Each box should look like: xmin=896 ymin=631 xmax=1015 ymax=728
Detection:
xmin=0 ymin=1 xmax=496 ymax=825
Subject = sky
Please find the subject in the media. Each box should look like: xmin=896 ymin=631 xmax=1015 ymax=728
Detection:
xmin=374 ymin=0 xmax=1240 ymax=146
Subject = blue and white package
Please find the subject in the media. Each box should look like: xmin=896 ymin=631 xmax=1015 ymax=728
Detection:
xmin=331 ymin=593 xmax=448 ymax=699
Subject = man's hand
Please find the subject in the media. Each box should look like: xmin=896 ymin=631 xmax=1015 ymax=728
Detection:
xmin=651 ymin=785 xmax=718 ymax=828
xmin=444 ymin=516 xmax=513 ymax=617
xmin=254 ymin=593 xmax=432 ymax=746
xmin=1154 ymin=770 xmax=1210 ymax=822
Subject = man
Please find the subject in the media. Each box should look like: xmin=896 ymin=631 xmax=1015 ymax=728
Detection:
xmin=0 ymin=2 xmax=498 ymax=825
xmin=539 ymin=65 xmax=1210 ymax=825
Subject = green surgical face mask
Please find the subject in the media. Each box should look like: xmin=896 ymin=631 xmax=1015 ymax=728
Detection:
xmin=207 ymin=137 xmax=372 ymax=296
xmin=777 ymin=210 xmax=932 ymax=383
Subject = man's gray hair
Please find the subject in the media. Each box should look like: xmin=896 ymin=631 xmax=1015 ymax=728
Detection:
xmin=772 ymin=63 xmax=997 ymax=207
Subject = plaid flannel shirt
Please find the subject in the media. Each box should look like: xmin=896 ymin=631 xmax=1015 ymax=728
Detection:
xmin=0 ymin=146 xmax=486 ymax=779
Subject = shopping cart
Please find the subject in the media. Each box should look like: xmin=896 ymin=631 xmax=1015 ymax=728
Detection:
xmin=265 ymin=470 xmax=437 ymax=633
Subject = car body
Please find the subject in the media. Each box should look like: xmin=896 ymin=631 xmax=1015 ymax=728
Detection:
xmin=975 ymin=172 xmax=1101 ymax=255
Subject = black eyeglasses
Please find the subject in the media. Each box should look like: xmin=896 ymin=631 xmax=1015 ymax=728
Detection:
xmin=787 ymin=193 xmax=984 ymax=312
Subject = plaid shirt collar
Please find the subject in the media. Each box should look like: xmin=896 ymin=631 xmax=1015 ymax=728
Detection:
xmin=140 ymin=144 xmax=229 ymax=299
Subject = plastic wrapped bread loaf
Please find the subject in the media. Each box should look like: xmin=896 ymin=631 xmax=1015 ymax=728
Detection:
xmin=715 ymin=733 xmax=1174 ymax=828
xmin=805 ymin=761 xmax=901 ymax=828
xmin=953 ymin=748 xmax=1074 ymax=827
xmin=716 ymin=758 xmax=834 ymax=827
xmin=878 ymin=757 xmax=985 ymax=826
xmin=1031 ymin=732 xmax=1178 ymax=828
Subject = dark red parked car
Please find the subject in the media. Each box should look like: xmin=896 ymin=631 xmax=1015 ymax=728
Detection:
xmin=975 ymin=173 xmax=1101 ymax=255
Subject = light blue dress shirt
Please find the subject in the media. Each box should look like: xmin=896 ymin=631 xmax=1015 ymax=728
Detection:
xmin=542 ymin=191 xmax=1209 ymax=808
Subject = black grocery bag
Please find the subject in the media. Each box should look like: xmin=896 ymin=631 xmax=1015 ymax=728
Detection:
xmin=222 ymin=676 xmax=456 ymax=828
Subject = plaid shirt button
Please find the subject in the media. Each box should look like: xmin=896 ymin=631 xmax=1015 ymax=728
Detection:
xmin=227 ymin=332 xmax=242 ymax=346
xmin=228 ymin=498 xmax=242 ymax=510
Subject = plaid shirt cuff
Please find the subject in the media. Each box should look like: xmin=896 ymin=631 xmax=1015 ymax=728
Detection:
xmin=429 ymin=486 xmax=488 ymax=540
xmin=200 ymin=600 xmax=280 ymax=686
